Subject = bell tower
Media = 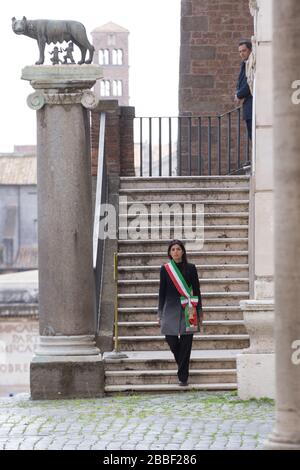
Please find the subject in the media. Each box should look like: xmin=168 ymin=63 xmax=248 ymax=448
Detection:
xmin=92 ymin=22 xmax=129 ymax=106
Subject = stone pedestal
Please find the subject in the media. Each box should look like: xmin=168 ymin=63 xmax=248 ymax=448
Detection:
xmin=237 ymin=300 xmax=275 ymax=399
xmin=22 ymin=65 xmax=104 ymax=399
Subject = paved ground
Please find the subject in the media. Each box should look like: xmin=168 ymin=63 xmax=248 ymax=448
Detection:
xmin=0 ymin=391 xmax=275 ymax=450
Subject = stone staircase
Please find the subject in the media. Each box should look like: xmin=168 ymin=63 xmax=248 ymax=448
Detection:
xmin=104 ymin=176 xmax=250 ymax=393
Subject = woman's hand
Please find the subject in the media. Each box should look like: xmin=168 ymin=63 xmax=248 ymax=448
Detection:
xmin=157 ymin=316 xmax=161 ymax=326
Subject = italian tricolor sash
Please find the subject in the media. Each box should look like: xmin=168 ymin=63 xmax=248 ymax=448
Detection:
xmin=165 ymin=259 xmax=199 ymax=332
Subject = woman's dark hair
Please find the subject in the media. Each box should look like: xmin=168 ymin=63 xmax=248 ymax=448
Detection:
xmin=167 ymin=239 xmax=188 ymax=264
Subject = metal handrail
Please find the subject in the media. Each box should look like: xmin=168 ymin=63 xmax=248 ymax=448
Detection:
xmin=93 ymin=112 xmax=107 ymax=335
xmin=106 ymin=252 xmax=128 ymax=359
xmin=113 ymin=252 xmax=119 ymax=352
xmin=135 ymin=107 xmax=242 ymax=120
xmin=93 ymin=112 xmax=106 ymax=269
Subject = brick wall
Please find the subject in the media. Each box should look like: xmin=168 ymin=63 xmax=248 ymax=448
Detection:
xmin=179 ymin=0 xmax=253 ymax=116
xmin=91 ymin=101 xmax=135 ymax=177
xmin=179 ymin=0 xmax=253 ymax=174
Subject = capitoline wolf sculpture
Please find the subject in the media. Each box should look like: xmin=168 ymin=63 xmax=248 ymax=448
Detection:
xmin=12 ymin=16 xmax=94 ymax=65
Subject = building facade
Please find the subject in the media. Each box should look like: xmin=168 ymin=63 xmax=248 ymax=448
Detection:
xmin=0 ymin=150 xmax=37 ymax=272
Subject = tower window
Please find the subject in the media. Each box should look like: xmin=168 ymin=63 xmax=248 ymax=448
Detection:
xmin=100 ymin=80 xmax=111 ymax=97
xmin=99 ymin=49 xmax=109 ymax=65
xmin=112 ymin=80 xmax=122 ymax=96
xmin=112 ymin=49 xmax=123 ymax=65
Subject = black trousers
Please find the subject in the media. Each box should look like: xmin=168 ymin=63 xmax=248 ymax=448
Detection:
xmin=165 ymin=334 xmax=193 ymax=383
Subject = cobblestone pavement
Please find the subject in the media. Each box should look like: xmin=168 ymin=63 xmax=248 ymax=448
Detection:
xmin=0 ymin=391 xmax=275 ymax=450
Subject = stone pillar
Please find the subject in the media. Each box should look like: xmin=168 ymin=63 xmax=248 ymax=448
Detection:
xmin=237 ymin=0 xmax=275 ymax=399
xmin=22 ymin=65 xmax=104 ymax=399
xmin=265 ymin=0 xmax=300 ymax=449
xmin=91 ymin=100 xmax=135 ymax=177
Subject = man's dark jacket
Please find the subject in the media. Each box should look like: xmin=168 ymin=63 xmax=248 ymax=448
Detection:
xmin=236 ymin=61 xmax=253 ymax=121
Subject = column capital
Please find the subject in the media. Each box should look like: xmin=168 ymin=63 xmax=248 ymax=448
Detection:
xmin=27 ymin=89 xmax=98 ymax=110
xmin=22 ymin=64 xmax=102 ymax=110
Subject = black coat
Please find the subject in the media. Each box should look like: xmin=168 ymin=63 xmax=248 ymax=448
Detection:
xmin=158 ymin=261 xmax=203 ymax=336
xmin=236 ymin=61 xmax=253 ymax=121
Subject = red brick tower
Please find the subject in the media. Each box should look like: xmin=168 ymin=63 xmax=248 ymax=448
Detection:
xmin=178 ymin=0 xmax=254 ymax=174
xmin=179 ymin=0 xmax=253 ymax=115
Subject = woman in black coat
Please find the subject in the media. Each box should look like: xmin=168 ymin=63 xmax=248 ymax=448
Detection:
xmin=157 ymin=239 xmax=203 ymax=386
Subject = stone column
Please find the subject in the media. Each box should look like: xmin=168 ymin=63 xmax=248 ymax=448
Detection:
xmin=237 ymin=0 xmax=275 ymax=399
xmin=265 ymin=0 xmax=300 ymax=449
xmin=22 ymin=65 xmax=104 ymax=399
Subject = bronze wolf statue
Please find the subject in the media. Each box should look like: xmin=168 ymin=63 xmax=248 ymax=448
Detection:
xmin=12 ymin=16 xmax=94 ymax=65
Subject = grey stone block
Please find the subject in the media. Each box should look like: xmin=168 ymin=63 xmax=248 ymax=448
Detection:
xmin=30 ymin=358 xmax=104 ymax=400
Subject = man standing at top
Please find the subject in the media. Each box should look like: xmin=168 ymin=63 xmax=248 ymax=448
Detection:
xmin=235 ymin=40 xmax=253 ymax=141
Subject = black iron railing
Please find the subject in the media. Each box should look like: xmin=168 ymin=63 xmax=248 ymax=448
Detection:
xmin=134 ymin=108 xmax=251 ymax=177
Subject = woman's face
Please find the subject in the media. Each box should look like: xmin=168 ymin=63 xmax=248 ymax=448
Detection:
xmin=169 ymin=244 xmax=184 ymax=263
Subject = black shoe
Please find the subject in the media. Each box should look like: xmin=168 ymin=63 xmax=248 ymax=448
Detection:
xmin=178 ymin=381 xmax=188 ymax=387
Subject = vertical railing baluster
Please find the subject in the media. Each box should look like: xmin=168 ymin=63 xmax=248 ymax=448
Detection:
xmin=198 ymin=117 xmax=202 ymax=176
xmin=159 ymin=117 xmax=162 ymax=176
xmin=188 ymin=117 xmax=192 ymax=176
xmin=237 ymin=108 xmax=241 ymax=170
xmin=218 ymin=115 xmax=221 ymax=175
xmin=149 ymin=117 xmax=152 ymax=177
xmin=139 ymin=117 xmax=143 ymax=177
xmin=227 ymin=112 xmax=232 ymax=174
xmin=169 ymin=117 xmax=172 ymax=176
xmin=246 ymin=132 xmax=250 ymax=165
xmin=178 ymin=117 xmax=182 ymax=176
xmin=208 ymin=116 xmax=212 ymax=176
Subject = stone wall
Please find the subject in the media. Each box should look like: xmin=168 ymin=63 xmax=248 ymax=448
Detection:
xmin=91 ymin=101 xmax=135 ymax=177
xmin=0 ymin=270 xmax=38 ymax=396
xmin=178 ymin=1 xmax=253 ymax=175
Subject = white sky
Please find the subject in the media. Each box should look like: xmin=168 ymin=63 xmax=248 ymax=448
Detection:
xmin=0 ymin=0 xmax=181 ymax=152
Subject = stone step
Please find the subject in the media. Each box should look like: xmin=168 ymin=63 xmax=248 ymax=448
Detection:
xmin=105 ymin=368 xmax=237 ymax=386
xmin=120 ymin=176 xmax=250 ymax=189
xmin=118 ymin=238 xmax=248 ymax=253
xmin=104 ymin=176 xmax=250 ymax=394
xmin=119 ymin=201 xmax=249 ymax=214
xmin=118 ymin=292 xmax=249 ymax=308
xmin=117 ymin=320 xmax=247 ymax=336
xmin=104 ymin=383 xmax=237 ymax=394
xmin=117 ymin=251 xmax=248 ymax=266
xmin=117 ymin=278 xmax=249 ymax=294
xmin=104 ymin=354 xmax=237 ymax=371
xmin=118 ymin=306 xmax=244 ymax=321
xmin=119 ymin=226 xmax=248 ymax=238
xmin=119 ymin=188 xmax=249 ymax=202
xmin=115 ymin=334 xmax=250 ymax=351
xmin=119 ymin=213 xmax=250 ymax=226
xmin=118 ymin=264 xmax=249 ymax=280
